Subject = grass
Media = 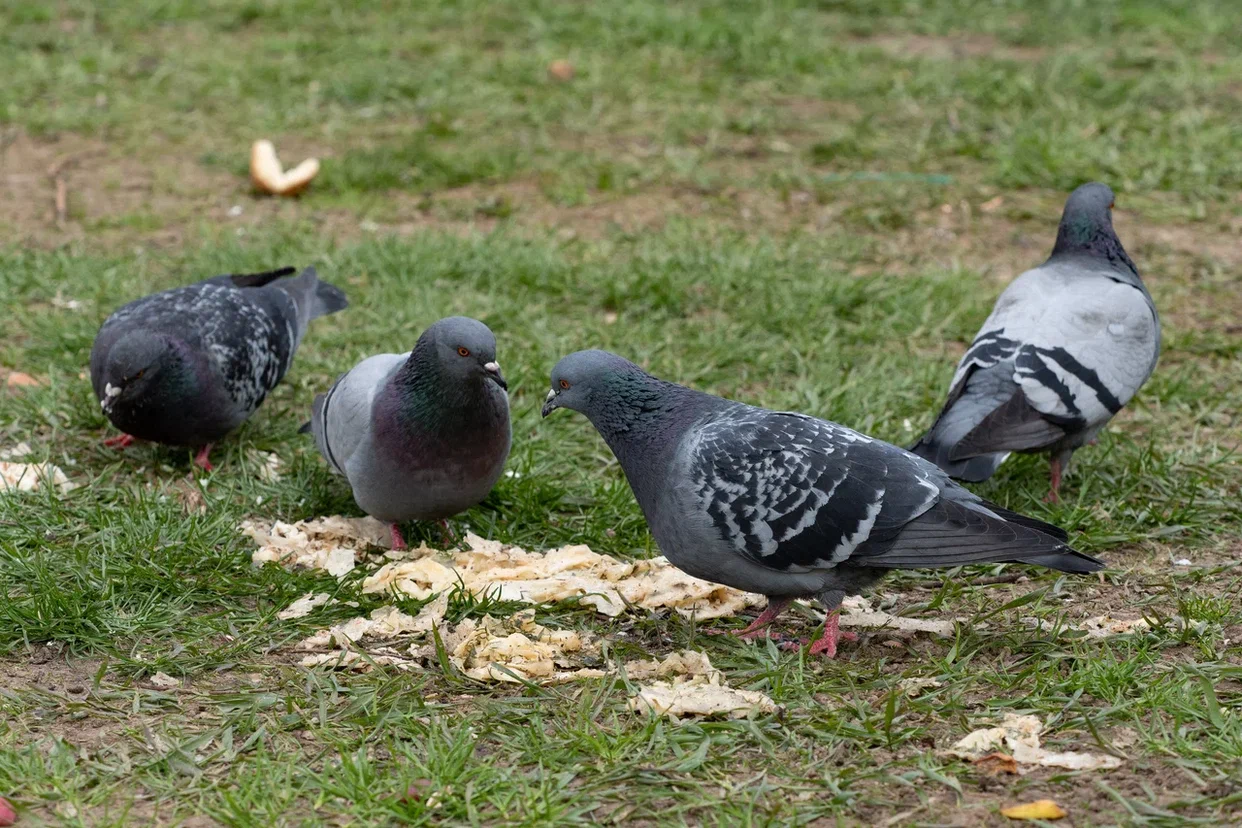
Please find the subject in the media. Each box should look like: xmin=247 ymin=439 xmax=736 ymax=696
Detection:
xmin=2 ymin=0 xmax=1242 ymax=824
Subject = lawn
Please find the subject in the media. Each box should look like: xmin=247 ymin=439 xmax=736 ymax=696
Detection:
xmin=2 ymin=0 xmax=1242 ymax=824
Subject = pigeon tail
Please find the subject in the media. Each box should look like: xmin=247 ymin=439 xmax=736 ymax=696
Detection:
xmin=277 ymin=266 xmax=349 ymax=321
xmin=1014 ymin=548 xmax=1105 ymax=573
xmin=909 ymin=434 xmax=1006 ymax=482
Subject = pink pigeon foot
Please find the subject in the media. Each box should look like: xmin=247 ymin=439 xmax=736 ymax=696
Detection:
xmin=390 ymin=523 xmax=408 ymax=550
xmin=780 ymin=611 xmax=857 ymax=658
xmin=704 ymin=596 xmax=794 ymax=639
xmin=193 ymin=444 xmax=214 ymax=471
xmin=103 ymin=433 xmax=136 ymax=449
xmin=437 ymin=519 xmax=456 ymax=546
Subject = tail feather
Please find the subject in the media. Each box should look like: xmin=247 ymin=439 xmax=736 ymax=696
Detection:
xmin=983 ymin=501 xmax=1070 ymax=542
xmin=911 ymin=435 xmax=1007 ymax=482
xmin=228 ymin=266 xmax=298 ymax=287
xmin=1014 ymin=549 xmax=1105 ymax=573
xmin=298 ymin=420 xmax=313 ymax=434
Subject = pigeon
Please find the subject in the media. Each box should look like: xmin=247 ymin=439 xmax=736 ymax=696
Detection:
xmin=91 ymin=266 xmax=348 ymax=469
xmin=911 ymin=182 xmax=1160 ymax=501
xmin=542 ymin=350 xmax=1102 ymax=658
xmin=301 ymin=316 xmax=511 ymax=549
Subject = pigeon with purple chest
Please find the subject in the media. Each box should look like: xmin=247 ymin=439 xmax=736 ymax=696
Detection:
xmin=542 ymin=350 xmax=1102 ymax=658
xmin=91 ymin=266 xmax=347 ymax=469
xmin=301 ymin=316 xmax=511 ymax=549
xmin=911 ymin=182 xmax=1160 ymax=501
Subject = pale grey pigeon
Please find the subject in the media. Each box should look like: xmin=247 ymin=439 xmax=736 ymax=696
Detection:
xmin=301 ymin=316 xmax=511 ymax=549
xmin=912 ymin=182 xmax=1160 ymax=501
xmin=90 ymin=266 xmax=347 ymax=469
xmin=542 ymin=350 xmax=1101 ymax=657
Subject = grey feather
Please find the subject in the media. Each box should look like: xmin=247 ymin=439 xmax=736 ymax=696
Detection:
xmin=912 ymin=182 xmax=1160 ymax=484
xmin=304 ymin=317 xmax=511 ymax=524
xmin=90 ymin=265 xmax=348 ymax=448
xmin=544 ymin=350 xmax=1101 ymax=619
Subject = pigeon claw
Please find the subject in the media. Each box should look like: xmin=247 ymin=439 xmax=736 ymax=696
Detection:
xmin=193 ymin=444 xmax=215 ymax=472
xmin=103 ymin=433 xmax=136 ymax=450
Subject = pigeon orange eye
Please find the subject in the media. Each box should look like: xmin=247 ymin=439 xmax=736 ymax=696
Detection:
xmin=560 ymin=379 xmax=570 ymax=390
xmin=457 ymin=347 xmax=470 ymax=357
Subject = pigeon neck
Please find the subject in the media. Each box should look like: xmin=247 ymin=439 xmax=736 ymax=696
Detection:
xmin=586 ymin=374 xmax=713 ymax=468
xmin=1048 ymin=210 xmax=1142 ymax=284
xmin=391 ymin=342 xmax=491 ymax=430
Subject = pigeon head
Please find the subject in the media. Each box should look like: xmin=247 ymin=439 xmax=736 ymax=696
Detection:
xmin=1050 ymin=182 xmax=1126 ymax=261
xmin=99 ymin=330 xmax=190 ymax=415
xmin=541 ymin=349 xmax=649 ymax=418
xmin=419 ymin=316 xmax=506 ymax=391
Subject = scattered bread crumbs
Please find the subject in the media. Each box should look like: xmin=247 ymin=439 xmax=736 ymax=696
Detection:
xmin=242 ymin=515 xmax=390 ymax=578
xmin=278 ymin=592 xmax=333 ymax=620
xmin=0 ymin=459 xmax=76 ymax=493
xmin=628 ymin=675 xmax=781 ymax=720
xmin=947 ymin=713 xmax=1122 ymax=771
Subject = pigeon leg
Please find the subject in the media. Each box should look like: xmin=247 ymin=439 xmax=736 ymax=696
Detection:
xmin=193 ymin=444 xmax=215 ymax=472
xmin=437 ymin=519 xmax=456 ymax=546
xmin=806 ymin=611 xmax=858 ymax=658
xmin=704 ymin=596 xmax=794 ymax=639
xmin=390 ymin=523 xmax=408 ymax=550
xmin=1043 ymin=456 xmax=1063 ymax=504
xmin=103 ymin=433 xmax=136 ymax=449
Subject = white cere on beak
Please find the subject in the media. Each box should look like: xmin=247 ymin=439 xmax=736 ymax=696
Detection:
xmin=484 ymin=361 xmax=501 ymax=374
xmin=545 ymin=388 xmax=556 ymax=402
xmin=104 ymin=382 xmax=122 ymax=398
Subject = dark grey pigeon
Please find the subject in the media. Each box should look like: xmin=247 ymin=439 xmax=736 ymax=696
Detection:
xmin=90 ymin=266 xmax=347 ymax=469
xmin=542 ymin=350 xmax=1102 ymax=658
xmin=912 ymin=182 xmax=1160 ymax=501
xmin=301 ymin=316 xmax=511 ymax=549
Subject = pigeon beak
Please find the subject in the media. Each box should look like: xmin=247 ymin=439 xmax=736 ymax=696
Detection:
xmin=483 ymin=361 xmax=507 ymax=391
xmin=101 ymin=382 xmax=122 ymax=414
xmin=540 ymin=388 xmax=559 ymax=418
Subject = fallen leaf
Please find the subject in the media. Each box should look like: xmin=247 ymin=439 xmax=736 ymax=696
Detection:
xmin=150 ymin=672 xmax=181 ymax=689
xmin=898 ymin=677 xmax=942 ymax=697
xmin=973 ymin=752 xmax=1019 ymax=776
xmin=278 ymin=592 xmax=332 ymax=620
xmin=250 ymin=139 xmax=319 ymax=196
xmin=948 ymin=713 xmax=1121 ymax=771
xmin=0 ymin=461 xmax=75 ymax=493
xmin=172 ymin=477 xmax=207 ymax=514
xmin=4 ymin=371 xmax=41 ymax=388
xmin=547 ymin=59 xmax=575 ymax=81
xmin=980 ymin=196 xmax=1004 ymax=212
xmin=1002 ymin=800 xmax=1066 ymax=820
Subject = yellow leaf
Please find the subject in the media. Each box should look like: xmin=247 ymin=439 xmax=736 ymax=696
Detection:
xmin=1002 ymin=800 xmax=1067 ymax=820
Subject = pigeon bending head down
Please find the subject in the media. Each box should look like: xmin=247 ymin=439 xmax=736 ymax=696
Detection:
xmin=911 ymin=181 xmax=1159 ymax=501
xmin=302 ymin=316 xmax=510 ymax=550
xmin=544 ymin=350 xmax=1102 ymax=658
xmin=98 ymin=330 xmax=189 ymax=416
xmin=90 ymin=266 xmax=348 ymax=469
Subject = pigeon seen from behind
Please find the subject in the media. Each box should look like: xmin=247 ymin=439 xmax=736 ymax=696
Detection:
xmin=90 ymin=266 xmax=348 ymax=469
xmin=911 ymin=182 xmax=1160 ymax=501
xmin=542 ymin=350 xmax=1102 ymax=657
xmin=301 ymin=316 xmax=511 ymax=549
